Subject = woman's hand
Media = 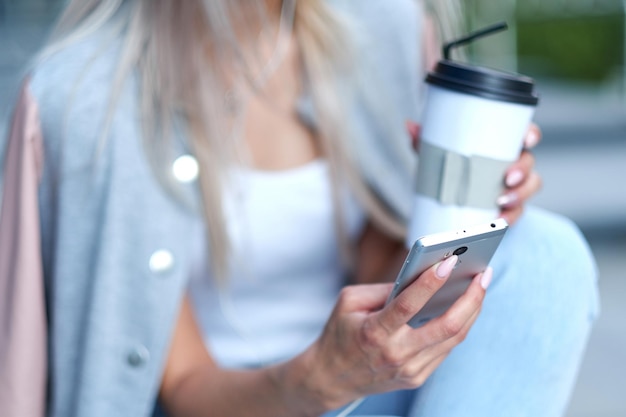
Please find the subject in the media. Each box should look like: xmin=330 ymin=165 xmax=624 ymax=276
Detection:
xmin=496 ymin=124 xmax=542 ymax=224
xmin=300 ymin=258 xmax=492 ymax=410
xmin=406 ymin=121 xmax=543 ymax=225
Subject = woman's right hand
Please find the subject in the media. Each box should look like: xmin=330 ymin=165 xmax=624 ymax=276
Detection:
xmin=299 ymin=257 xmax=492 ymax=410
xmin=159 ymin=258 xmax=491 ymax=417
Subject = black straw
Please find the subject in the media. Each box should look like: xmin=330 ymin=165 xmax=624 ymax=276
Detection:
xmin=443 ymin=22 xmax=508 ymax=60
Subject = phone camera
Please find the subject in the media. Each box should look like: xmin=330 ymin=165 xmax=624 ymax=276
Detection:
xmin=453 ymin=246 xmax=468 ymax=256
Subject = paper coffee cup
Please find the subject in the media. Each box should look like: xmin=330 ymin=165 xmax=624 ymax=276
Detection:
xmin=407 ymin=39 xmax=539 ymax=245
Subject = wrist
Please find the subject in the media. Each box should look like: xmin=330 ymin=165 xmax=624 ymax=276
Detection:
xmin=269 ymin=344 xmax=334 ymax=417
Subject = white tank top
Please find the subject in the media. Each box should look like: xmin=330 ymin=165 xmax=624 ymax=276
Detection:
xmin=188 ymin=160 xmax=366 ymax=368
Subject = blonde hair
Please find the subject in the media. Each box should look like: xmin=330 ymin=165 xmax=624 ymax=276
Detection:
xmin=421 ymin=0 xmax=467 ymax=60
xmin=41 ymin=0 xmax=410 ymax=279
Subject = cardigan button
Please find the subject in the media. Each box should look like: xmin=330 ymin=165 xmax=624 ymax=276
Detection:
xmin=149 ymin=250 xmax=174 ymax=274
xmin=172 ymin=154 xmax=199 ymax=183
xmin=127 ymin=345 xmax=150 ymax=367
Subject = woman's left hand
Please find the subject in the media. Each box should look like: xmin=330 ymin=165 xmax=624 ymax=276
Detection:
xmin=496 ymin=123 xmax=542 ymax=225
xmin=406 ymin=121 xmax=543 ymax=226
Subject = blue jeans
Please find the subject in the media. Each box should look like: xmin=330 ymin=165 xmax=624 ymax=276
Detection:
xmin=324 ymin=206 xmax=600 ymax=417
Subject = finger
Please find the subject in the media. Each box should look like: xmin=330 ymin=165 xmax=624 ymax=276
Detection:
xmin=499 ymin=205 xmax=523 ymax=226
xmin=411 ymin=268 xmax=490 ymax=346
xmin=497 ymin=170 xmax=542 ymax=210
xmin=408 ymin=352 xmax=448 ymax=388
xmin=422 ymin=304 xmax=482 ymax=359
xmin=498 ymin=171 xmax=542 ymax=225
xmin=503 ymin=150 xmax=535 ymax=189
xmin=406 ymin=120 xmax=421 ymax=151
xmin=376 ymin=255 xmax=458 ymax=332
xmin=379 ymin=271 xmax=488 ymax=389
xmin=408 ymin=307 xmax=482 ymax=386
xmin=524 ymin=123 xmax=542 ymax=150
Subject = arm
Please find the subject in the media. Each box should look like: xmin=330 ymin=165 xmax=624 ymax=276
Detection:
xmin=159 ymin=297 xmax=326 ymax=417
xmin=160 ymin=262 xmax=490 ymax=416
xmin=0 ymin=80 xmax=47 ymax=417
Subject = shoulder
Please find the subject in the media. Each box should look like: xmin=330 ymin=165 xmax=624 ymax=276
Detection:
xmin=328 ymin=0 xmax=425 ymax=86
xmin=328 ymin=0 xmax=422 ymax=25
xmin=328 ymin=0 xmax=426 ymax=117
xmin=328 ymin=0 xmax=424 ymax=46
xmin=27 ymin=26 xmax=137 ymax=172
xmin=29 ymin=27 xmax=124 ymax=120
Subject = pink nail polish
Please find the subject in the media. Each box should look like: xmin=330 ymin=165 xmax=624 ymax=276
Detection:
xmin=496 ymin=193 xmax=518 ymax=208
xmin=525 ymin=130 xmax=539 ymax=149
xmin=480 ymin=267 xmax=493 ymax=290
xmin=505 ymin=170 xmax=524 ymax=188
xmin=436 ymin=255 xmax=458 ymax=279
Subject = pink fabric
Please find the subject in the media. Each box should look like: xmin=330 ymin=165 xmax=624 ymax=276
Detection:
xmin=0 ymin=81 xmax=47 ymax=417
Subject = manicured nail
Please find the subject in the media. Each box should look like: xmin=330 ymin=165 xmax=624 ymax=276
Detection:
xmin=436 ymin=255 xmax=458 ymax=279
xmin=480 ymin=267 xmax=493 ymax=290
xmin=406 ymin=121 xmax=419 ymax=138
xmin=505 ymin=169 xmax=524 ymax=188
xmin=496 ymin=192 xmax=518 ymax=208
xmin=524 ymin=129 xmax=540 ymax=149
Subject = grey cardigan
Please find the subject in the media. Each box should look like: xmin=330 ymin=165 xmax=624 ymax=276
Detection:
xmin=0 ymin=1 xmax=424 ymax=416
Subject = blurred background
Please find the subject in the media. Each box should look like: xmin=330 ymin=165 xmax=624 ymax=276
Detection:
xmin=1 ymin=1 xmax=624 ymax=416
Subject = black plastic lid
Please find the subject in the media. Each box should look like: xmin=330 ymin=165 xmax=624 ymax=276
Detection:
xmin=426 ymin=60 xmax=539 ymax=105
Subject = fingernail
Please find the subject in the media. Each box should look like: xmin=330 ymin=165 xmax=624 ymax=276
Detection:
xmin=436 ymin=255 xmax=458 ymax=279
xmin=496 ymin=192 xmax=518 ymax=208
xmin=480 ymin=267 xmax=493 ymax=290
xmin=406 ymin=121 xmax=419 ymax=138
xmin=525 ymin=129 xmax=540 ymax=149
xmin=505 ymin=170 xmax=524 ymax=188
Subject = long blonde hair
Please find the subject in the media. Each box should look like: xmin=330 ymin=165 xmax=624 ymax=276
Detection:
xmin=421 ymin=0 xmax=467 ymax=61
xmin=40 ymin=0 xmax=414 ymax=279
xmin=422 ymin=0 xmax=466 ymax=43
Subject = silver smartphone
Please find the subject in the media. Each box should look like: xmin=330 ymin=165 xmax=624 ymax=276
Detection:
xmin=387 ymin=218 xmax=509 ymax=328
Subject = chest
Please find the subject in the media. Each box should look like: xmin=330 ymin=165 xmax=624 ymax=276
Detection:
xmin=235 ymin=35 xmax=321 ymax=171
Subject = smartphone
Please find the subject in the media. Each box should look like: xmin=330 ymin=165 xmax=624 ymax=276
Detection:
xmin=386 ymin=218 xmax=509 ymax=328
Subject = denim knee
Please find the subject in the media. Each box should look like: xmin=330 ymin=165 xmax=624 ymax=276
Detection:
xmin=492 ymin=205 xmax=600 ymax=321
